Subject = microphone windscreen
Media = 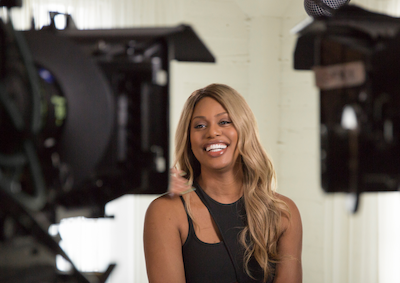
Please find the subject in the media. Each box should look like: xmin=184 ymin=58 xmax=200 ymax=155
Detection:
xmin=304 ymin=0 xmax=350 ymax=17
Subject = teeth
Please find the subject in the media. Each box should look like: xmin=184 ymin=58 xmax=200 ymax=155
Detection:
xmin=206 ymin=144 xmax=227 ymax=152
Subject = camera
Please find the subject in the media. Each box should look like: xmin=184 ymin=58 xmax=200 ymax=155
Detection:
xmin=0 ymin=3 xmax=214 ymax=282
xmin=294 ymin=4 xmax=400 ymax=212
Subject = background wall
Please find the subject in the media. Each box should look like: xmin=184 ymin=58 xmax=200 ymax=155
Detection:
xmin=8 ymin=0 xmax=400 ymax=282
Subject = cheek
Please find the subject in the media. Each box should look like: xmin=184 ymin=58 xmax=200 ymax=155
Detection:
xmin=231 ymin=132 xmax=240 ymax=155
xmin=229 ymin=129 xmax=239 ymax=145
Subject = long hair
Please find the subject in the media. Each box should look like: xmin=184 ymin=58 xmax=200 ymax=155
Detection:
xmin=173 ymin=83 xmax=289 ymax=282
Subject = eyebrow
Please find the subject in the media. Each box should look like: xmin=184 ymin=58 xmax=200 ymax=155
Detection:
xmin=192 ymin=112 xmax=228 ymax=120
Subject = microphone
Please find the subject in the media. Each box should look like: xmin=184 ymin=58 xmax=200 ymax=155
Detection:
xmin=304 ymin=0 xmax=351 ymax=17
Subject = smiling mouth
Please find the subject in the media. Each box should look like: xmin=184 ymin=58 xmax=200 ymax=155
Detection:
xmin=205 ymin=143 xmax=227 ymax=152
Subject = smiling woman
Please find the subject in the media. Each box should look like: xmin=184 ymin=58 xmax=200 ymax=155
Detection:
xmin=190 ymin=97 xmax=239 ymax=173
xmin=143 ymin=83 xmax=303 ymax=283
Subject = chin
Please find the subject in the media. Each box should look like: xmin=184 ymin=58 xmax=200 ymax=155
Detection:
xmin=207 ymin=162 xmax=236 ymax=172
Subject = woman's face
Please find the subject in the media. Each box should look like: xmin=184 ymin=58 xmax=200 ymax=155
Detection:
xmin=190 ymin=97 xmax=239 ymax=173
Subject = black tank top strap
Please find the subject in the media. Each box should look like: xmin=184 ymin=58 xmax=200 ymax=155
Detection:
xmin=193 ymin=182 xmax=252 ymax=283
xmin=179 ymin=196 xmax=193 ymax=246
xmin=182 ymin=184 xmax=269 ymax=283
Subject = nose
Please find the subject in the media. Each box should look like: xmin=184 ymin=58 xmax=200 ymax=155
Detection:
xmin=206 ymin=122 xmax=221 ymax=138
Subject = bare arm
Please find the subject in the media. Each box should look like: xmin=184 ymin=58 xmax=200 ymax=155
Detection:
xmin=143 ymin=196 xmax=186 ymax=283
xmin=274 ymin=195 xmax=303 ymax=283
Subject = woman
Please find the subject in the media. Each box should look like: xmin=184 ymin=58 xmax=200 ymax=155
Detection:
xmin=144 ymin=83 xmax=302 ymax=283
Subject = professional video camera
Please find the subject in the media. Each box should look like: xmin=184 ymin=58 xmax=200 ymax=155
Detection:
xmin=294 ymin=3 xmax=400 ymax=212
xmin=0 ymin=1 xmax=214 ymax=282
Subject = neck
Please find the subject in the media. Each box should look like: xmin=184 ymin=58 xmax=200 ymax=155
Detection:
xmin=197 ymin=163 xmax=243 ymax=204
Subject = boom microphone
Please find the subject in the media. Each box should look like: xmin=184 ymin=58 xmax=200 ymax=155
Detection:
xmin=304 ymin=0 xmax=351 ymax=17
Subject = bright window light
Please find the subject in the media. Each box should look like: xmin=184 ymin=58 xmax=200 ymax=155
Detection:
xmin=53 ymin=216 xmax=113 ymax=273
xmin=54 ymin=13 xmax=67 ymax=29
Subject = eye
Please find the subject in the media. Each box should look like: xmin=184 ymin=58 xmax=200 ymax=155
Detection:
xmin=194 ymin=124 xmax=206 ymax=129
xmin=219 ymin=120 xmax=232 ymax=125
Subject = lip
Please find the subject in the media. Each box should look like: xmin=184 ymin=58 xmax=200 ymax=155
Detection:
xmin=202 ymin=141 xmax=229 ymax=157
xmin=207 ymin=147 xmax=228 ymax=157
xmin=203 ymin=140 xmax=229 ymax=151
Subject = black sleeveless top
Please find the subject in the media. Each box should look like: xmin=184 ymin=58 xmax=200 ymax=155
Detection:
xmin=181 ymin=183 xmax=274 ymax=283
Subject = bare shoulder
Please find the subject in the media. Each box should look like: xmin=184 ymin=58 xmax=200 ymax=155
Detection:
xmin=274 ymin=193 xmax=302 ymax=234
xmin=144 ymin=194 xmax=190 ymax=283
xmin=275 ymin=193 xmax=300 ymax=212
xmin=145 ymin=194 xmax=187 ymax=228
xmin=144 ymin=193 xmax=190 ymax=245
xmin=273 ymin=193 xmax=303 ymax=282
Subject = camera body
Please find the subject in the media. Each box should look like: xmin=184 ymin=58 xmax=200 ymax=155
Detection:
xmin=294 ymin=5 xmax=400 ymax=207
xmin=0 ymin=12 xmax=214 ymax=282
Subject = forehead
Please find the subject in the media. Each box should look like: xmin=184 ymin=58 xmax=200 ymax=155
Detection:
xmin=192 ymin=97 xmax=227 ymax=117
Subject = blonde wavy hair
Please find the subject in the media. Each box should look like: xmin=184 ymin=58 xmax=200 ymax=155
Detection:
xmin=173 ymin=83 xmax=289 ymax=282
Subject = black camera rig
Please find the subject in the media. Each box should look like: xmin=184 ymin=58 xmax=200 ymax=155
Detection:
xmin=0 ymin=3 xmax=214 ymax=282
xmin=294 ymin=4 xmax=400 ymax=212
